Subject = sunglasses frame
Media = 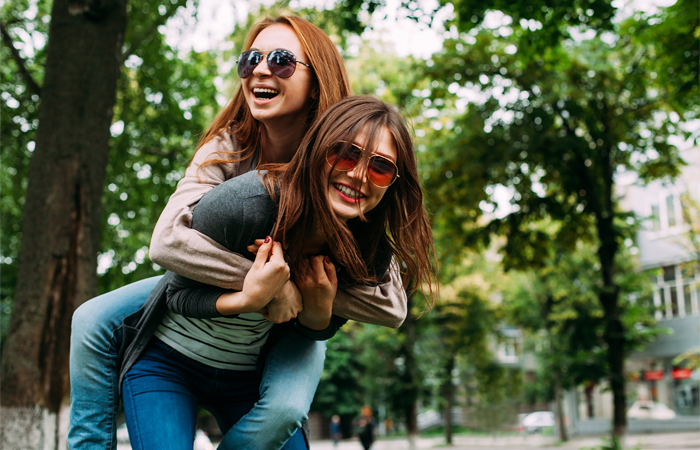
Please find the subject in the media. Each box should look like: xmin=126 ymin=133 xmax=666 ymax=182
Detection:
xmin=236 ymin=49 xmax=312 ymax=79
xmin=326 ymin=141 xmax=400 ymax=188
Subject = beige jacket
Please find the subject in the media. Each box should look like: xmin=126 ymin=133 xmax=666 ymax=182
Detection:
xmin=149 ymin=132 xmax=407 ymax=328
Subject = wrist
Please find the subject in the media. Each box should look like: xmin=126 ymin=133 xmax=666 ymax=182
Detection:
xmin=216 ymin=291 xmax=261 ymax=316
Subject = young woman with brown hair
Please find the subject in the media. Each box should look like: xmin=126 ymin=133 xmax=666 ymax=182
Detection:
xmin=119 ymin=95 xmax=438 ymax=450
xmin=68 ymin=16 xmax=407 ymax=450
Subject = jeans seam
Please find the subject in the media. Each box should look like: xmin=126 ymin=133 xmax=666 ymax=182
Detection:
xmin=107 ymin=323 xmax=124 ymax=450
xmin=123 ymin=379 xmax=144 ymax=450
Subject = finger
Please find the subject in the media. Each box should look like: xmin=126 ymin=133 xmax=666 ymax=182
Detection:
xmin=252 ymin=236 xmax=273 ymax=269
xmin=246 ymin=243 xmax=262 ymax=254
xmin=323 ymin=255 xmax=337 ymax=285
xmin=267 ymin=241 xmax=286 ymax=263
xmin=312 ymin=256 xmax=328 ymax=282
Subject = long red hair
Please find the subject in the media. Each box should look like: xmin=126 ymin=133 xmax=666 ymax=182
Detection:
xmin=196 ymin=15 xmax=351 ymax=170
xmin=262 ymin=96 xmax=438 ymax=308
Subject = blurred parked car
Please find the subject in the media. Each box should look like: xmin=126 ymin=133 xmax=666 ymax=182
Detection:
xmin=628 ymin=400 xmax=677 ymax=420
xmin=522 ymin=411 xmax=555 ymax=433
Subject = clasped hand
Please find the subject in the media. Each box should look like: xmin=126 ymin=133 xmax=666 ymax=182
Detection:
xmin=246 ymin=239 xmax=337 ymax=329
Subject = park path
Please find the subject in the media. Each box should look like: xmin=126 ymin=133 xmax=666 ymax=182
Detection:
xmin=307 ymin=431 xmax=700 ymax=450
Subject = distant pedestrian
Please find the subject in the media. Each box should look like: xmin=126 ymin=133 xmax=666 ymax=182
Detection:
xmin=357 ymin=405 xmax=375 ymax=450
xmin=330 ymin=415 xmax=342 ymax=446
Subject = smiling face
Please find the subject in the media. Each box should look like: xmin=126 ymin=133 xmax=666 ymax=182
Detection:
xmin=326 ymin=125 xmax=398 ymax=222
xmin=241 ymin=24 xmax=317 ymax=129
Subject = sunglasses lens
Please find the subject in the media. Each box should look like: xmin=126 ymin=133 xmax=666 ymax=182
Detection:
xmin=237 ymin=51 xmax=261 ymax=78
xmin=368 ymin=159 xmax=396 ymax=187
xmin=268 ymin=50 xmax=297 ymax=78
xmin=328 ymin=144 xmax=362 ymax=171
xmin=368 ymin=156 xmax=397 ymax=187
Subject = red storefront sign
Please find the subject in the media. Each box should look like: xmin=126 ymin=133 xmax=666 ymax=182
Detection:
xmin=671 ymin=368 xmax=692 ymax=380
xmin=644 ymin=370 xmax=665 ymax=381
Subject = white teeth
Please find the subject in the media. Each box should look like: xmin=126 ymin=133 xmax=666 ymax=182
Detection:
xmin=253 ymin=88 xmax=279 ymax=94
xmin=335 ymin=184 xmax=364 ymax=199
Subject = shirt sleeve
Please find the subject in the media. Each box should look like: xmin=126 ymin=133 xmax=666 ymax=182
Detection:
xmin=292 ymin=315 xmax=348 ymax=341
xmin=163 ymin=173 xmax=275 ymax=318
xmin=332 ymin=257 xmax=407 ymax=328
xmin=148 ymin=133 xmax=255 ymax=290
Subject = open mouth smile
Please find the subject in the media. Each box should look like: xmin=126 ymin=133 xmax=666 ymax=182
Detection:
xmin=333 ymin=183 xmax=365 ymax=201
xmin=252 ymin=88 xmax=279 ymax=100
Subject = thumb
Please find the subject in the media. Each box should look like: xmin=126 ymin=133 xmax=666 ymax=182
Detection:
xmin=253 ymin=236 xmax=273 ymax=268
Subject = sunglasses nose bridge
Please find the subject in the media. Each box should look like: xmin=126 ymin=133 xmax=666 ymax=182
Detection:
xmin=251 ymin=53 xmax=272 ymax=76
xmin=345 ymin=157 xmax=370 ymax=184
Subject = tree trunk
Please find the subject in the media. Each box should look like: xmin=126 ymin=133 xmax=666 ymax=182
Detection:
xmin=402 ymin=292 xmax=419 ymax=450
xmin=442 ymin=355 xmax=455 ymax=445
xmin=0 ymin=0 xmax=127 ymax=447
xmin=596 ymin=210 xmax=626 ymax=438
xmin=554 ymin=380 xmax=568 ymax=441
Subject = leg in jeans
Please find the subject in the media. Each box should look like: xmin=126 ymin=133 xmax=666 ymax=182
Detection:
xmin=123 ymin=339 xmax=259 ymax=450
xmin=217 ymin=331 xmax=327 ymax=450
xmin=68 ymin=276 xmax=162 ymax=450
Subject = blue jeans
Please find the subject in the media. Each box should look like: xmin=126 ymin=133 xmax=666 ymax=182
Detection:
xmin=123 ymin=339 xmax=260 ymax=450
xmin=68 ymin=277 xmax=326 ymax=450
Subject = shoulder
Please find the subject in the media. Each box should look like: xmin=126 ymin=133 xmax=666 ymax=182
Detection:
xmin=193 ymin=171 xmax=272 ymax=219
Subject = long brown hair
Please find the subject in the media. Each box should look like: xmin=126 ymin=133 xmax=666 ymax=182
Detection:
xmin=263 ymin=96 xmax=438 ymax=307
xmin=196 ymin=14 xmax=351 ymax=169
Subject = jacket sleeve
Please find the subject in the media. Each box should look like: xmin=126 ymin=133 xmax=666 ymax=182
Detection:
xmin=148 ymin=134 xmax=254 ymax=290
xmin=293 ymin=315 xmax=348 ymax=341
xmin=332 ymin=257 xmax=407 ymax=328
xmin=165 ymin=272 xmax=229 ymax=318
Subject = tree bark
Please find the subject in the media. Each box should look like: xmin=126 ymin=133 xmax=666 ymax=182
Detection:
xmin=442 ymin=355 xmax=455 ymax=445
xmin=1 ymin=0 xmax=127 ymax=446
xmin=402 ymin=292 xmax=419 ymax=450
xmin=554 ymin=380 xmax=568 ymax=441
xmin=597 ymin=206 xmax=626 ymax=437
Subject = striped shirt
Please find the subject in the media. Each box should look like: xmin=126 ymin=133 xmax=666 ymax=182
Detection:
xmin=154 ymin=310 xmax=274 ymax=370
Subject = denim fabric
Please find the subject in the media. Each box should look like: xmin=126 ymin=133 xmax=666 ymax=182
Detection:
xmin=123 ymin=339 xmax=261 ymax=450
xmin=68 ymin=276 xmax=162 ymax=450
xmin=68 ymin=276 xmax=326 ymax=450
xmin=219 ymin=331 xmax=327 ymax=450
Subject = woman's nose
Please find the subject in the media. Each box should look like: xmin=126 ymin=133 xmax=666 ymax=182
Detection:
xmin=345 ymin=164 xmax=368 ymax=183
xmin=252 ymin=55 xmax=272 ymax=77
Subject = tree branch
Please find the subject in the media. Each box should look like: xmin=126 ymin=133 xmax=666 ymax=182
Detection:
xmin=0 ymin=21 xmax=42 ymax=97
xmin=121 ymin=1 xmax=184 ymax=63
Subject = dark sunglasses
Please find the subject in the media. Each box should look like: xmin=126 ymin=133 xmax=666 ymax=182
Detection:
xmin=326 ymin=142 xmax=400 ymax=188
xmin=236 ymin=50 xmax=312 ymax=79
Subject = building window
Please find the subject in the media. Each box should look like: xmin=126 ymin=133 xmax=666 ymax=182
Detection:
xmin=647 ymin=191 xmax=684 ymax=235
xmin=652 ymin=263 xmax=699 ymax=319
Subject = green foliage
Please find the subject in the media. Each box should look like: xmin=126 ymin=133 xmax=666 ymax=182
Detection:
xmin=502 ymin=235 xmax=657 ymax=398
xmin=420 ymin=18 xmax=686 ymax=266
xmin=311 ymin=324 xmax=366 ymax=418
xmin=630 ymin=0 xmax=699 ymax=115
xmin=98 ymin=2 xmax=220 ymax=293
xmin=1 ymin=0 xmax=51 ymax=344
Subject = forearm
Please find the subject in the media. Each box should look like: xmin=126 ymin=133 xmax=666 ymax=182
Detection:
xmin=151 ymin=228 xmax=253 ymax=290
xmin=331 ymin=258 xmax=407 ymax=328
xmin=149 ymin=133 xmax=255 ymax=290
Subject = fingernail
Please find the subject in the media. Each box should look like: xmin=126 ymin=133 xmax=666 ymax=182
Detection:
xmin=264 ymin=236 xmax=271 ymax=243
xmin=324 ymin=256 xmax=331 ymax=264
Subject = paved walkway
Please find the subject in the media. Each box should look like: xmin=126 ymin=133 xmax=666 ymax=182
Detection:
xmin=307 ymin=431 xmax=700 ymax=450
